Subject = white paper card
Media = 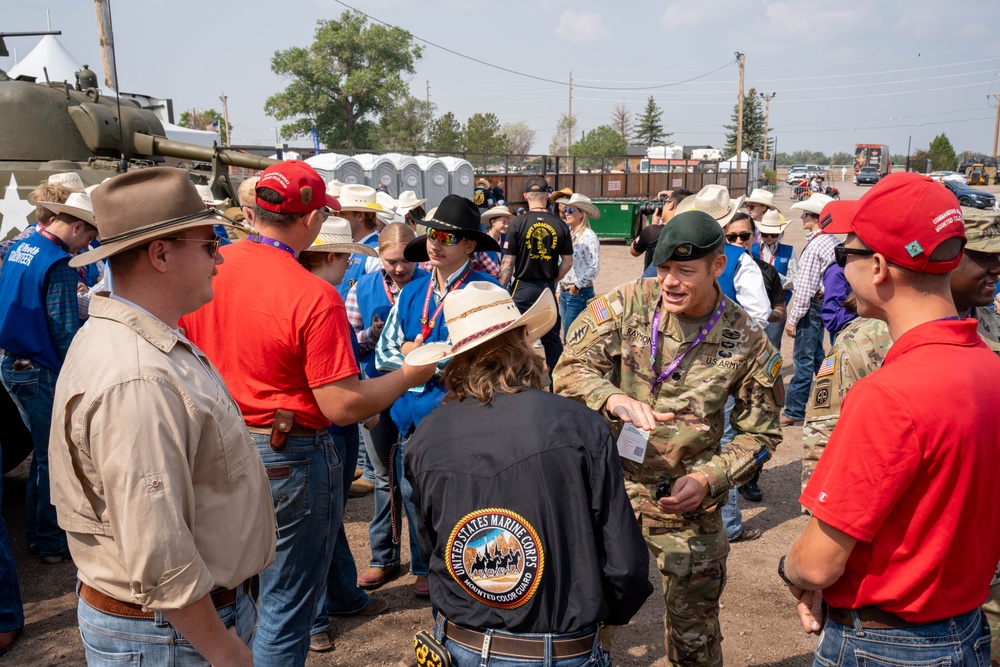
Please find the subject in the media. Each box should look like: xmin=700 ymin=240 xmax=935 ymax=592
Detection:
xmin=617 ymin=423 xmax=650 ymax=463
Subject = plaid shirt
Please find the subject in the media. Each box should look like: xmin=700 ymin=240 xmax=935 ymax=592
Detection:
xmin=788 ymin=231 xmax=840 ymax=327
xmin=0 ymin=224 xmax=36 ymax=260
xmin=344 ymin=271 xmax=399 ymax=354
xmin=47 ymin=259 xmax=84 ymax=362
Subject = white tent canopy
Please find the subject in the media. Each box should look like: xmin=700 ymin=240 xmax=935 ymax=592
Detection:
xmin=718 ymin=152 xmax=752 ymax=171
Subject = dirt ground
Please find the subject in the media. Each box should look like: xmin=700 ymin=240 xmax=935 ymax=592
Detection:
xmin=3 ymin=181 xmax=998 ymax=666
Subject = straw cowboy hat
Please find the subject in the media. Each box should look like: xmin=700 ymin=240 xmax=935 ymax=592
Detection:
xmin=326 ymin=179 xmax=346 ymax=198
xmin=396 ymin=190 xmax=427 ymax=216
xmin=38 ymin=192 xmax=95 ymax=224
xmin=481 ymin=205 xmax=513 ymax=225
xmin=677 ymin=185 xmax=745 ymax=227
xmin=560 ymin=193 xmax=601 ymax=219
xmin=375 ymin=191 xmax=404 ymax=224
xmin=743 ymin=188 xmax=777 ymax=211
xmin=404 ymin=195 xmax=502 ymax=262
xmin=756 ymin=209 xmax=789 ymax=235
xmin=69 ymin=167 xmax=241 ymax=268
xmin=404 ymin=281 xmax=557 ymax=366
xmin=337 ymin=184 xmax=383 ymax=214
xmin=306 ymin=217 xmax=379 ymax=255
xmin=549 ymin=187 xmax=573 ymax=203
xmin=790 ymin=193 xmax=835 ymax=216
xmin=47 ymin=172 xmax=85 ymax=192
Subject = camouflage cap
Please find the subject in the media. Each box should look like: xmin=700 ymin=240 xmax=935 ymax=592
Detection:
xmin=651 ymin=210 xmax=724 ymax=265
xmin=962 ymin=207 xmax=1000 ymax=253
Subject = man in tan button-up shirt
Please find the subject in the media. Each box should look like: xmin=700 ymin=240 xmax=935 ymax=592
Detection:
xmin=49 ymin=168 xmax=275 ymax=666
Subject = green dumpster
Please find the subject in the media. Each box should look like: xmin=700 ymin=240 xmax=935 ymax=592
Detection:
xmin=590 ymin=199 xmax=644 ymax=241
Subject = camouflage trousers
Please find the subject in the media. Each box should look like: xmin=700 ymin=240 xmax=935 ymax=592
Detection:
xmin=984 ymin=579 xmax=1000 ymax=666
xmin=644 ymin=511 xmax=729 ymax=667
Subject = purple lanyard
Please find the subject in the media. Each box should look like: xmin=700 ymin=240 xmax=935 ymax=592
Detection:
xmin=649 ymin=296 xmax=727 ymax=391
xmin=247 ymin=234 xmax=296 ymax=257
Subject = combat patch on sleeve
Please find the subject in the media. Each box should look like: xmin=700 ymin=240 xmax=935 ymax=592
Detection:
xmin=816 ymin=355 xmax=836 ymax=378
xmin=764 ymin=352 xmax=782 ymax=379
xmin=812 ymin=378 xmax=832 ymax=408
xmin=588 ymin=296 xmax=613 ymax=325
xmin=446 ymin=508 xmax=544 ymax=610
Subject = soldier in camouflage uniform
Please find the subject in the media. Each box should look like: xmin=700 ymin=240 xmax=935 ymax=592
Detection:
xmin=797 ymin=208 xmax=1000 ymax=664
xmin=553 ymin=211 xmax=783 ymax=667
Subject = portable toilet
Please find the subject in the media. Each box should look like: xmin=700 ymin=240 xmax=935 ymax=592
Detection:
xmin=383 ymin=153 xmax=423 ymax=198
xmin=354 ymin=153 xmax=399 ymax=195
xmin=304 ymin=153 xmax=365 ymax=187
xmin=414 ymin=156 xmax=450 ymax=209
xmin=439 ymin=157 xmax=475 ymax=200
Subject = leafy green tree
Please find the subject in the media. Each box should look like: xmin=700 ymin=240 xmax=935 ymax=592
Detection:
xmin=632 ymin=96 xmax=670 ymax=147
xmin=548 ymin=113 xmax=578 ymax=156
xmin=927 ymin=133 xmax=958 ymax=171
xmin=428 ymin=112 xmax=463 ymax=153
xmin=265 ymin=11 xmax=423 ymax=150
xmin=570 ymin=125 xmax=627 ymax=170
xmin=376 ymin=96 xmax=433 ymax=153
xmin=462 ymin=113 xmax=506 ymax=156
xmin=830 ymin=151 xmax=853 ymax=166
xmin=724 ymin=87 xmax=771 ymax=158
xmin=178 ymin=108 xmax=231 ymax=136
xmin=911 ymin=148 xmax=932 ymax=173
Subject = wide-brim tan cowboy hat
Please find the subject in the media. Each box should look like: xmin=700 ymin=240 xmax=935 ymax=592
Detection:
xmin=549 ymin=187 xmax=573 ymax=203
xmin=561 ymin=193 xmax=601 ymax=219
xmin=790 ymin=193 xmax=835 ymax=216
xmin=404 ymin=281 xmax=557 ymax=366
xmin=743 ymin=188 xmax=777 ymax=210
xmin=38 ymin=191 xmax=95 ymax=224
xmin=305 ymin=217 xmax=379 ymax=255
xmin=481 ymin=205 xmax=513 ymax=224
xmin=69 ymin=167 xmax=242 ymax=268
xmin=756 ymin=209 xmax=789 ymax=234
xmin=338 ymin=184 xmax=384 ymax=213
xmin=677 ymin=185 xmax=745 ymax=227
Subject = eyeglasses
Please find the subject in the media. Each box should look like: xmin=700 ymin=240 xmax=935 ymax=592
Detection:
xmin=164 ymin=235 xmax=222 ymax=257
xmin=564 ymin=207 xmax=576 ymax=215
xmin=725 ymin=232 xmax=753 ymax=242
xmin=834 ymin=243 xmax=876 ymax=268
xmin=427 ymin=228 xmax=462 ymax=246
xmin=760 ymin=233 xmax=780 ymax=239
xmin=320 ymin=207 xmax=332 ymax=222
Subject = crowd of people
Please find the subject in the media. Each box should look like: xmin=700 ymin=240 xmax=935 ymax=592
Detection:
xmin=0 ymin=162 xmax=998 ymax=667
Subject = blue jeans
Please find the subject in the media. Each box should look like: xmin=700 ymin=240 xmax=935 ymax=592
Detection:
xmin=559 ymin=286 xmax=595 ymax=337
xmin=399 ymin=433 xmax=429 ymax=577
xmin=814 ymin=608 xmax=990 ymax=667
xmin=0 ymin=443 xmax=23 ymax=633
xmin=76 ymin=582 xmax=256 ymax=665
xmin=784 ymin=298 xmax=826 ymax=420
xmin=719 ymin=396 xmax=743 ymax=541
xmin=311 ymin=429 xmax=370 ymax=636
xmin=250 ymin=431 xmax=341 ymax=667
xmin=435 ymin=616 xmax=609 ymax=667
xmin=765 ymin=319 xmax=784 ymax=352
xmin=0 ymin=355 xmax=67 ymax=557
xmin=357 ymin=426 xmax=375 ymax=483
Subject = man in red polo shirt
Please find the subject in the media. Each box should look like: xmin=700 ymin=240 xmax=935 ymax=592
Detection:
xmin=179 ymin=161 xmax=434 ymax=667
xmin=780 ymin=173 xmax=1000 ymax=666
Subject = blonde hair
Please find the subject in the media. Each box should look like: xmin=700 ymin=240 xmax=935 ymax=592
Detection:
xmin=443 ymin=328 xmax=546 ymax=405
xmin=378 ymin=222 xmax=416 ymax=252
xmin=237 ymin=177 xmax=259 ymax=208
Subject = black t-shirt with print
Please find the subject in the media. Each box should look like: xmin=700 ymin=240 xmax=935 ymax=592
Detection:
xmin=632 ymin=224 xmax=665 ymax=270
xmin=504 ymin=210 xmax=573 ymax=282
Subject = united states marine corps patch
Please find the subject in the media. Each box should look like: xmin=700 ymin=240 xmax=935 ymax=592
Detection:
xmin=446 ymin=508 xmax=544 ymax=609
xmin=589 ymin=296 xmax=613 ymax=325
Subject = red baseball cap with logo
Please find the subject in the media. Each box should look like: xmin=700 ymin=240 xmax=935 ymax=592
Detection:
xmin=819 ymin=172 xmax=966 ymax=274
xmin=255 ymin=160 xmax=341 ymax=214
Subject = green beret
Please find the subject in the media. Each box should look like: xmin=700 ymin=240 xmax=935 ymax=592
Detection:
xmin=651 ymin=210 xmax=724 ymax=265
xmin=962 ymin=207 xmax=1000 ymax=254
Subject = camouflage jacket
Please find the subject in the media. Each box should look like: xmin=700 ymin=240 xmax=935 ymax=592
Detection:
xmin=552 ymin=279 xmax=783 ymax=527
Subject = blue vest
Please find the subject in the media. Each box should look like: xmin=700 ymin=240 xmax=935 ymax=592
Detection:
xmin=0 ymin=232 xmax=75 ymax=371
xmin=354 ymin=267 xmax=429 ymax=379
xmin=752 ymin=242 xmax=794 ymax=305
xmin=336 ymin=234 xmax=380 ymax=301
xmin=389 ymin=265 xmax=499 ymax=434
xmin=718 ymin=244 xmax=745 ymax=304
xmin=328 ymin=333 xmax=363 ymax=435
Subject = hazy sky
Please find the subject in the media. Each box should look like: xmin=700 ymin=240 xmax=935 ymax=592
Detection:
xmin=4 ymin=0 xmax=1000 ymax=158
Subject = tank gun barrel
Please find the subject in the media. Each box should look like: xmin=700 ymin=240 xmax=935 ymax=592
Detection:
xmin=132 ymin=133 xmax=279 ymax=171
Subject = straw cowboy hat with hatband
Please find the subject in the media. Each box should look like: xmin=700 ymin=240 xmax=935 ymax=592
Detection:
xmin=560 ymin=193 xmax=601 ymax=219
xmin=38 ymin=192 xmax=95 ymax=224
xmin=337 ymin=184 xmax=384 ymax=214
xmin=790 ymin=193 xmax=835 ymax=216
xmin=743 ymin=188 xmax=778 ymax=211
xmin=306 ymin=218 xmax=380 ymax=256
xmin=677 ymin=185 xmax=746 ymax=227
xmin=756 ymin=209 xmax=789 ymax=235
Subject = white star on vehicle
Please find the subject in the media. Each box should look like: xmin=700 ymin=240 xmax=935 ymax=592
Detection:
xmin=0 ymin=175 xmax=37 ymax=241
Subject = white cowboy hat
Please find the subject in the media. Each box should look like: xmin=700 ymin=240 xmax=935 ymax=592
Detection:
xmin=307 ymin=217 xmax=379 ymax=255
xmin=38 ymin=191 xmax=95 ymax=224
xmin=790 ymin=193 xmax=835 ymax=216
xmin=404 ymin=281 xmax=557 ymax=366
xmin=743 ymin=188 xmax=777 ymax=210
xmin=396 ymin=190 xmax=427 ymax=216
xmin=677 ymin=185 xmax=745 ymax=227
xmin=756 ymin=209 xmax=788 ymax=234
xmin=481 ymin=205 xmax=513 ymax=224
xmin=326 ymin=179 xmax=346 ymax=198
xmin=337 ymin=184 xmax=383 ymax=214
xmin=375 ymin=191 xmax=404 ymax=224
xmin=561 ymin=193 xmax=601 ymax=219
xmin=48 ymin=172 xmax=85 ymax=192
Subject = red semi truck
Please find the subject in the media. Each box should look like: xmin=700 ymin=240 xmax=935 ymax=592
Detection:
xmin=854 ymin=144 xmax=890 ymax=177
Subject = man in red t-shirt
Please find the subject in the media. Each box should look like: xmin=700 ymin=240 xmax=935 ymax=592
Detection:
xmin=179 ymin=161 xmax=434 ymax=667
xmin=780 ymin=173 xmax=1000 ymax=666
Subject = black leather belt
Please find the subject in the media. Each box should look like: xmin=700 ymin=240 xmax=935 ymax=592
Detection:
xmin=826 ymin=605 xmax=923 ymax=629
xmin=443 ymin=620 xmax=594 ymax=659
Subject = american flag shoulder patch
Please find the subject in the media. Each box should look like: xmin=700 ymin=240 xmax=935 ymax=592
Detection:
xmin=589 ymin=296 xmax=612 ymax=325
xmin=816 ymin=355 xmax=836 ymax=378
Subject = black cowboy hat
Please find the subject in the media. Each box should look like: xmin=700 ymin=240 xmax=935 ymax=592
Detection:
xmin=404 ymin=194 xmax=502 ymax=262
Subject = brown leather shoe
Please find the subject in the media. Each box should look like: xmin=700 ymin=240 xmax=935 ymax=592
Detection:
xmin=309 ymin=631 xmax=334 ymax=652
xmin=355 ymin=596 xmax=389 ymax=616
xmin=0 ymin=627 xmax=23 ymax=657
xmin=731 ymin=528 xmax=763 ymax=542
xmin=349 ymin=478 xmax=375 ymax=498
xmin=779 ymin=413 xmax=801 ymax=426
xmin=357 ymin=565 xmax=401 ymax=589
xmin=414 ymin=576 xmax=430 ymax=598
xmin=354 ymin=467 xmax=363 ymax=480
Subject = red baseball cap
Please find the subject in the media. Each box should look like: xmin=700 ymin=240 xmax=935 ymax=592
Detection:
xmin=819 ymin=172 xmax=966 ymax=274
xmin=255 ymin=160 xmax=340 ymax=215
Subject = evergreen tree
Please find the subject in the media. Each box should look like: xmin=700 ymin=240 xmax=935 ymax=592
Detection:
xmin=927 ymin=133 xmax=958 ymax=171
xmin=632 ymin=96 xmax=670 ymax=146
xmin=463 ymin=113 xmax=507 ymax=156
xmin=723 ymin=87 xmax=772 ymax=158
xmin=428 ymin=112 xmax=463 ymax=153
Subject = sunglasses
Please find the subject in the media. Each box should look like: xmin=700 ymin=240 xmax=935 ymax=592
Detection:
xmin=428 ymin=228 xmax=463 ymax=246
xmin=164 ymin=235 xmax=222 ymax=257
xmin=564 ymin=207 xmax=576 ymax=215
xmin=760 ymin=233 xmax=780 ymax=239
xmin=725 ymin=232 xmax=753 ymax=242
xmin=834 ymin=243 xmax=876 ymax=268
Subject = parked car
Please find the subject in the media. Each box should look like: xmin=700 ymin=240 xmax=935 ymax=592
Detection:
xmin=856 ymin=166 xmax=880 ymax=185
xmin=806 ymin=165 xmax=827 ymax=179
xmin=941 ymin=180 xmax=996 ymax=210
xmin=786 ymin=164 xmax=808 ymax=184
xmin=928 ymin=171 xmax=968 ymax=185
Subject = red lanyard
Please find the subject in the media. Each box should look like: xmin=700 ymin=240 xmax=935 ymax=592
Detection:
xmin=382 ymin=272 xmax=396 ymax=305
xmin=421 ymin=264 xmax=472 ymax=340
xmin=40 ymin=229 xmax=86 ymax=282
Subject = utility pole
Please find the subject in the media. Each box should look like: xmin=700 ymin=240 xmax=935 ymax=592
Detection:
xmin=567 ymin=70 xmax=573 ymax=153
xmin=93 ymin=0 xmax=117 ymax=90
xmin=991 ymin=93 xmax=1000 ymax=159
xmin=735 ymin=52 xmax=745 ymax=170
xmin=759 ymin=91 xmax=775 ymax=160
xmin=219 ymin=93 xmax=230 ymax=146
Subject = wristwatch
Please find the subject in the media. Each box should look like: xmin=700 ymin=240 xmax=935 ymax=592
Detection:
xmin=777 ymin=555 xmax=796 ymax=587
